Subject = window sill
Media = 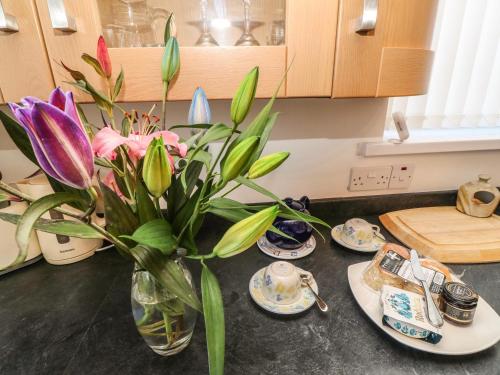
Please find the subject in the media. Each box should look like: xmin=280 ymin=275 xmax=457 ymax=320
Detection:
xmin=360 ymin=128 xmax=500 ymax=157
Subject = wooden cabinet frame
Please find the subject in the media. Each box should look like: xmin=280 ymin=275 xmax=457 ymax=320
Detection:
xmin=35 ymin=0 xmax=339 ymax=102
xmin=0 ymin=0 xmax=55 ymax=102
xmin=332 ymin=0 xmax=438 ymax=98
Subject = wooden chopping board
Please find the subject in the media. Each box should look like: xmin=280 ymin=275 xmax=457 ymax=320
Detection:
xmin=379 ymin=206 xmax=500 ymax=263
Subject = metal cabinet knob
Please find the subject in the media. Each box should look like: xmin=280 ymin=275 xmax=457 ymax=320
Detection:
xmin=47 ymin=0 xmax=76 ymax=32
xmin=356 ymin=0 xmax=378 ymax=34
xmin=0 ymin=0 xmax=19 ymax=32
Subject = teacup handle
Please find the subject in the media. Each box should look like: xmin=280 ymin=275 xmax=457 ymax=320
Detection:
xmin=372 ymin=225 xmax=385 ymax=240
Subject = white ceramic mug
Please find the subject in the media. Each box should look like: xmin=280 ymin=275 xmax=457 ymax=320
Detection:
xmin=16 ymin=175 xmax=103 ymax=265
xmin=261 ymin=261 xmax=303 ymax=305
xmin=340 ymin=218 xmax=381 ymax=248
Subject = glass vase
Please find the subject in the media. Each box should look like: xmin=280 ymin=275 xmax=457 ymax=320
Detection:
xmin=131 ymin=258 xmax=198 ymax=356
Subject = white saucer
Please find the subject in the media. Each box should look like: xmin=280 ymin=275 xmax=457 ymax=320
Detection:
xmin=249 ymin=266 xmax=318 ymax=315
xmin=331 ymin=225 xmax=385 ymax=253
xmin=257 ymin=235 xmax=316 ymax=260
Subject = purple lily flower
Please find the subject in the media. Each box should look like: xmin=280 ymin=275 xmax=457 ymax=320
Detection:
xmin=8 ymin=87 xmax=94 ymax=190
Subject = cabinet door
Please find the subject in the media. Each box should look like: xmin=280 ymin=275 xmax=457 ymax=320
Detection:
xmin=35 ymin=0 xmax=338 ymax=102
xmin=0 ymin=0 xmax=55 ymax=102
xmin=333 ymin=0 xmax=438 ymax=98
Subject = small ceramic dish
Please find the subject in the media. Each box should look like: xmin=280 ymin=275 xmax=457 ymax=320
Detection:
xmin=249 ymin=266 xmax=318 ymax=315
xmin=331 ymin=224 xmax=385 ymax=253
xmin=257 ymin=235 xmax=316 ymax=260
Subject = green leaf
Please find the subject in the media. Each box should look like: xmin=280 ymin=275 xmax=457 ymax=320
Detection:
xmin=167 ymin=162 xmax=203 ymax=220
xmin=163 ymin=13 xmax=174 ymax=44
xmin=136 ymin=178 xmax=157 ymax=225
xmin=208 ymin=197 xmax=270 ymax=212
xmin=85 ymin=81 xmax=114 ymax=112
xmin=99 ymin=180 xmax=139 ymax=237
xmin=113 ymin=67 xmax=124 ymax=100
xmin=121 ymin=219 xmax=177 ymax=255
xmin=81 ymin=53 xmax=106 ymax=77
xmin=0 ymin=212 xmax=104 ymax=239
xmin=206 ymin=204 xmax=297 ymax=242
xmin=61 ymin=61 xmax=87 ymax=81
xmin=206 ymin=206 xmax=252 ymax=223
xmin=243 ymin=112 xmax=280 ymax=173
xmin=172 ymin=188 xmax=201 ymax=236
xmin=0 ymin=110 xmax=37 ymax=165
xmin=9 ymin=192 xmax=88 ymax=269
xmin=198 ymin=123 xmax=234 ymax=145
xmin=235 ymin=176 xmax=329 ymax=239
xmin=201 ymin=264 xmax=225 ymax=375
xmin=131 ymin=245 xmax=202 ymax=311
xmin=191 ymin=150 xmax=212 ymax=169
xmin=169 ymin=123 xmax=212 ymax=131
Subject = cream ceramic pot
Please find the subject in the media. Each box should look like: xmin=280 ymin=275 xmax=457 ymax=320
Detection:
xmin=456 ymin=175 xmax=500 ymax=218
xmin=0 ymin=201 xmax=42 ymax=271
xmin=16 ymin=175 xmax=103 ymax=265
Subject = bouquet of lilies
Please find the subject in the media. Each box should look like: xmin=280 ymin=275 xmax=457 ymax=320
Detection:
xmin=0 ymin=24 xmax=327 ymax=375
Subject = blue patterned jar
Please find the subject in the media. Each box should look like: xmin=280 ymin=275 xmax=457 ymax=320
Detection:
xmin=265 ymin=196 xmax=313 ymax=250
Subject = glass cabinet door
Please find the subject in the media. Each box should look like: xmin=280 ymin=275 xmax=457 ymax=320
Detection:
xmin=36 ymin=0 xmax=338 ymax=101
xmin=97 ymin=0 xmax=286 ymax=48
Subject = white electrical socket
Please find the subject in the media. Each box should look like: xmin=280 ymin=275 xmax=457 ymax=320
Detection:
xmin=389 ymin=164 xmax=415 ymax=189
xmin=348 ymin=166 xmax=393 ymax=191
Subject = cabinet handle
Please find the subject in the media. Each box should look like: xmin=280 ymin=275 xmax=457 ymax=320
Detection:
xmin=355 ymin=0 xmax=378 ymax=34
xmin=47 ymin=0 xmax=76 ymax=32
xmin=0 ymin=1 xmax=19 ymax=32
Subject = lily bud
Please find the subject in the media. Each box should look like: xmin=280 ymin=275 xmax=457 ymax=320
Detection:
xmin=221 ymin=136 xmax=259 ymax=183
xmin=188 ymin=87 xmax=211 ymax=125
xmin=8 ymin=88 xmax=94 ymax=190
xmin=230 ymin=67 xmax=259 ymax=125
xmin=97 ymin=36 xmax=112 ymax=78
xmin=248 ymin=152 xmax=289 ymax=179
xmin=162 ymin=37 xmax=180 ymax=83
xmin=142 ymin=137 xmax=172 ymax=198
xmin=214 ymin=205 xmax=279 ymax=258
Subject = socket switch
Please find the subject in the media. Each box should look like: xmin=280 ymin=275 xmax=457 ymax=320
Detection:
xmin=348 ymin=166 xmax=393 ymax=191
xmin=389 ymin=164 xmax=415 ymax=189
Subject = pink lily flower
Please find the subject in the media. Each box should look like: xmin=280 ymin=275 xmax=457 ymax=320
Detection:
xmin=92 ymin=127 xmax=187 ymax=167
xmin=103 ymin=170 xmax=124 ymax=198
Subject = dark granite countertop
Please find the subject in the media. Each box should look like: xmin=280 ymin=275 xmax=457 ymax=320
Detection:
xmin=1 ymin=192 xmax=499 ymax=375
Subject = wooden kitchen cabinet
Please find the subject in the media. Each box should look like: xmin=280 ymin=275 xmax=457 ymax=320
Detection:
xmin=332 ymin=0 xmax=438 ymax=98
xmin=34 ymin=0 xmax=338 ymax=102
xmin=0 ymin=0 xmax=55 ymax=102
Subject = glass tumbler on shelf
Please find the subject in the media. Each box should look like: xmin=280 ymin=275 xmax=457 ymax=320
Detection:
xmin=150 ymin=7 xmax=171 ymax=46
xmin=235 ymin=0 xmax=260 ymax=46
xmin=102 ymin=24 xmax=126 ymax=48
xmin=267 ymin=8 xmax=285 ymax=46
xmin=195 ymin=0 xmax=218 ymax=46
xmin=112 ymin=0 xmax=156 ymax=47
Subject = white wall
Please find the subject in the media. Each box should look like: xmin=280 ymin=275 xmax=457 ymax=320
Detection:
xmin=1 ymin=98 xmax=500 ymax=203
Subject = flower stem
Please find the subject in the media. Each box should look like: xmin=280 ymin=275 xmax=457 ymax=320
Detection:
xmin=161 ymin=81 xmax=169 ymax=130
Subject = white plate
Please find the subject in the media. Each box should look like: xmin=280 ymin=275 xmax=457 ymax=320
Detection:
xmin=249 ymin=266 xmax=318 ymax=315
xmin=257 ymin=235 xmax=316 ymax=260
xmin=331 ymin=225 xmax=385 ymax=253
xmin=348 ymin=261 xmax=500 ymax=355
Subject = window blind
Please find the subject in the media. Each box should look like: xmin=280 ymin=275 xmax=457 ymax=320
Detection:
xmin=387 ymin=0 xmax=500 ymax=130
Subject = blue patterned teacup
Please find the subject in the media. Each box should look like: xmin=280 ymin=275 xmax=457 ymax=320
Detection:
xmin=261 ymin=261 xmax=303 ymax=305
xmin=340 ymin=218 xmax=381 ymax=248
